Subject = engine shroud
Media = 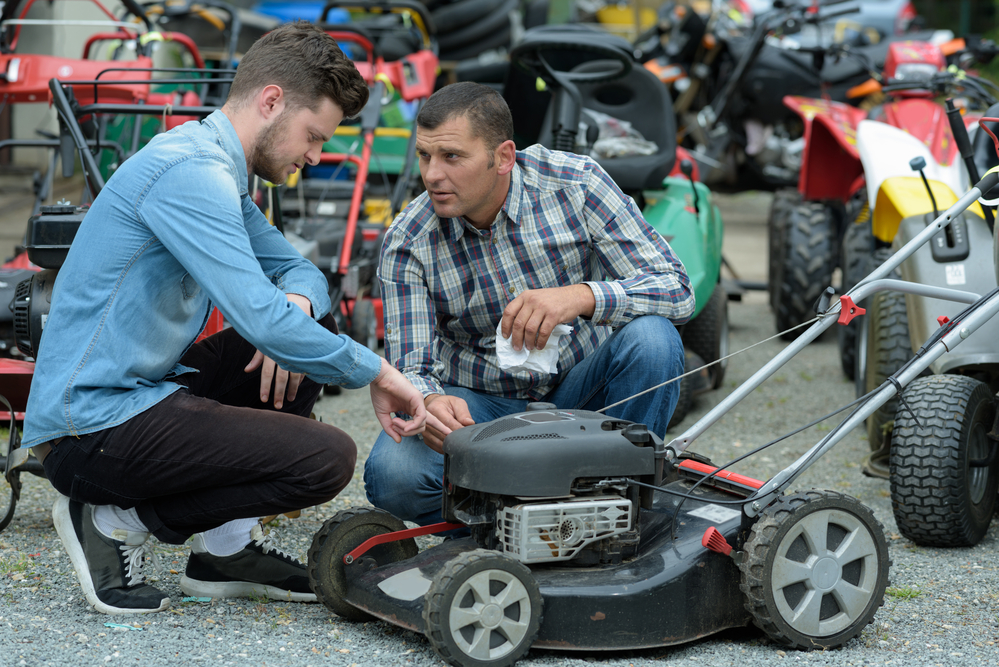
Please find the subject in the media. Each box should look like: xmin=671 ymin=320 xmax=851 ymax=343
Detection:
xmin=442 ymin=408 xmax=657 ymax=497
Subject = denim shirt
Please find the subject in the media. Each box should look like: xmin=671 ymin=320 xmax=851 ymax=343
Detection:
xmin=21 ymin=110 xmax=382 ymax=448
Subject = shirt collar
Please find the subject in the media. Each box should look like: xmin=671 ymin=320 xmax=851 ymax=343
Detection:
xmin=444 ymin=158 xmax=526 ymax=242
xmin=202 ymin=110 xmax=249 ymax=192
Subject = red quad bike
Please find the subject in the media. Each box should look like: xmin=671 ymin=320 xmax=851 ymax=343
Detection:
xmin=768 ymin=38 xmax=984 ymax=347
xmin=0 ymin=64 xmax=229 ymax=531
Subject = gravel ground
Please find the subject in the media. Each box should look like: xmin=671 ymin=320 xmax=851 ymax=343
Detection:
xmin=2 ymin=289 xmax=998 ymax=667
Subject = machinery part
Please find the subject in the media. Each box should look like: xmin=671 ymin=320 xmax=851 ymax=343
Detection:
xmin=739 ymin=490 xmax=890 ymax=650
xmin=496 ymin=497 xmax=632 ymax=563
xmin=862 ymin=287 xmax=912 ymax=459
xmin=890 ymin=375 xmax=999 ymax=547
xmin=307 ymin=507 xmax=417 ymax=621
xmin=772 ymin=201 xmax=837 ymax=341
xmin=766 ymin=187 xmax=801 ymax=313
xmin=12 ymin=269 xmax=57 ymax=359
xmin=837 ymin=219 xmax=875 ymax=381
xmin=683 ymin=282 xmax=729 ymax=389
xmin=349 ymin=298 xmax=379 ymax=352
xmin=423 ymin=549 xmax=543 ymax=667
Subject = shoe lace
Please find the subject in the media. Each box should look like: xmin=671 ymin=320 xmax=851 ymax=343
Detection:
xmin=119 ymin=541 xmax=160 ymax=587
xmin=250 ymin=524 xmax=300 ymax=564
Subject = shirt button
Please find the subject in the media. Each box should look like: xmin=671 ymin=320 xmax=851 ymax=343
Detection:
xmin=509 ymin=287 xmax=515 ymax=294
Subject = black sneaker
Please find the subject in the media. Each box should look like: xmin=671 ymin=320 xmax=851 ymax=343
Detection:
xmin=52 ymin=495 xmax=170 ymax=614
xmin=180 ymin=524 xmax=317 ymax=602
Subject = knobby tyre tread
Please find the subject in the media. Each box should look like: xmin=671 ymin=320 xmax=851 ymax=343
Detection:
xmin=864 ymin=284 xmax=912 ymax=452
xmin=773 ymin=201 xmax=836 ymax=341
xmin=682 ymin=282 xmax=728 ymax=389
xmin=837 ymin=219 xmax=875 ymax=380
xmin=890 ymin=375 xmax=998 ymax=547
xmin=767 ymin=188 xmax=801 ymax=312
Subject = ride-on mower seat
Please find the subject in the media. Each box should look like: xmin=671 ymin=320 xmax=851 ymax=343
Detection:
xmin=539 ymin=58 xmax=677 ymax=193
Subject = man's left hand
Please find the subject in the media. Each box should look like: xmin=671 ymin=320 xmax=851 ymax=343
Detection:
xmin=501 ymin=284 xmax=596 ymax=351
xmin=245 ymin=293 xmax=312 ymax=409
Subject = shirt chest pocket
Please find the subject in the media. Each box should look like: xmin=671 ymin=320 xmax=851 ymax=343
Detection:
xmin=181 ymin=272 xmax=201 ymax=299
xmin=524 ymin=253 xmax=570 ymax=290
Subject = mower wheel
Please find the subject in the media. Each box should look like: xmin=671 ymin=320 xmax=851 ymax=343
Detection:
xmin=307 ymin=507 xmax=417 ymax=621
xmin=350 ymin=298 xmax=379 ymax=352
xmin=863 ymin=284 xmax=912 ymax=456
xmin=739 ymin=489 xmax=890 ymax=650
xmin=767 ymin=188 xmax=801 ymax=312
xmin=682 ymin=282 xmax=729 ymax=389
xmin=423 ymin=549 xmax=543 ymax=667
xmin=890 ymin=375 xmax=998 ymax=547
xmin=836 ymin=219 xmax=875 ymax=381
xmin=772 ymin=201 xmax=837 ymax=341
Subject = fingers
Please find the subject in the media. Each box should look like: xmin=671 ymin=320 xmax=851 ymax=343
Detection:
xmin=259 ymin=356 xmax=276 ymax=404
xmin=245 ymin=349 xmax=264 ymax=373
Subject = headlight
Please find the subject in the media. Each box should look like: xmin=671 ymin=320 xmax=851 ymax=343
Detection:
xmin=893 ymin=62 xmax=938 ymax=82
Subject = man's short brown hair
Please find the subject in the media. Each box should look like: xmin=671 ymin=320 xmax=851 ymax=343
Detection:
xmin=417 ymin=82 xmax=513 ymax=153
xmin=226 ymin=21 xmax=368 ymax=117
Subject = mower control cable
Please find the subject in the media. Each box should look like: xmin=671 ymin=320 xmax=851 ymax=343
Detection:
xmin=597 ymin=313 xmax=823 ymax=414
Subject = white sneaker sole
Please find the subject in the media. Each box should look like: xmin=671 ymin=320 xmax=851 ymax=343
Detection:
xmin=52 ymin=495 xmax=170 ymax=615
xmin=179 ymin=575 xmax=317 ymax=603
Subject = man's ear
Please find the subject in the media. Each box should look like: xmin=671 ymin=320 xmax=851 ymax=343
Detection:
xmin=257 ymin=84 xmax=286 ymax=121
xmin=495 ymin=139 xmax=517 ymax=175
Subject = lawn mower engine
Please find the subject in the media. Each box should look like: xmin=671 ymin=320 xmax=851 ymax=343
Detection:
xmin=441 ymin=403 xmax=667 ymax=567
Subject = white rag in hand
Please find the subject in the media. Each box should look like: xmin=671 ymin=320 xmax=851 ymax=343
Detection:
xmin=495 ymin=320 xmax=572 ymax=374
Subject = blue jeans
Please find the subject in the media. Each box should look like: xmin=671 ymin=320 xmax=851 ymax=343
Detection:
xmin=363 ymin=315 xmax=684 ymax=525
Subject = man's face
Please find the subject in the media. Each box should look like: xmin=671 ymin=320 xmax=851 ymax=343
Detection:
xmin=250 ymin=97 xmax=343 ymax=184
xmin=416 ymin=115 xmax=505 ymax=227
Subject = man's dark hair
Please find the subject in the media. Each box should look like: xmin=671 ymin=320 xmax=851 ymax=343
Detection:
xmin=226 ymin=21 xmax=368 ymax=117
xmin=417 ymin=82 xmax=513 ymax=152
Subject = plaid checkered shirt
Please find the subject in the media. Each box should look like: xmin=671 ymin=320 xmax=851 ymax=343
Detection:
xmin=378 ymin=144 xmax=695 ymax=400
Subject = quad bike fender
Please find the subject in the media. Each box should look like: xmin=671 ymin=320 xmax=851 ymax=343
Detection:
xmin=894 ymin=213 xmax=999 ymax=376
xmin=783 ymin=96 xmax=866 ymax=203
xmin=859 ymin=120 xmax=979 ymax=242
xmin=643 ymin=178 xmax=723 ymax=319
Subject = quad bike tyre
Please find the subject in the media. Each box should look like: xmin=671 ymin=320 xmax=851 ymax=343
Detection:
xmin=683 ymin=282 xmax=729 ymax=390
xmin=423 ymin=549 xmax=543 ymax=667
xmin=890 ymin=375 xmax=998 ymax=547
xmin=767 ymin=187 xmax=801 ymax=312
xmin=862 ymin=286 xmax=912 ymax=459
xmin=739 ymin=490 xmax=890 ymax=649
xmin=668 ymin=350 xmax=708 ymax=430
xmin=308 ymin=507 xmax=418 ymax=621
xmin=771 ymin=200 xmax=837 ymax=341
xmin=837 ymin=219 xmax=875 ymax=381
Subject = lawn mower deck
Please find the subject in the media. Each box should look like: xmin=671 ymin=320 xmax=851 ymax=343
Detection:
xmin=329 ymin=480 xmax=748 ymax=650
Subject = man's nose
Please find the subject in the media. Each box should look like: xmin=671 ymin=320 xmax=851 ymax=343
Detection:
xmin=423 ymin=157 xmax=442 ymax=182
xmin=305 ymin=145 xmax=321 ymax=166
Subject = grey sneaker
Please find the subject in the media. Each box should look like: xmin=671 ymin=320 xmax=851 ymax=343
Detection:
xmin=180 ymin=524 xmax=316 ymax=602
xmin=52 ymin=495 xmax=170 ymax=614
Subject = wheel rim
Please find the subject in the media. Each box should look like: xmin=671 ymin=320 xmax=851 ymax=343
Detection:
xmin=448 ymin=568 xmax=533 ymax=661
xmin=968 ymin=420 xmax=991 ymax=505
xmin=770 ymin=508 xmax=881 ymax=637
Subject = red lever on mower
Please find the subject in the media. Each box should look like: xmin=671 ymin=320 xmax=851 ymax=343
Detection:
xmin=701 ymin=526 xmax=733 ymax=556
xmin=837 ymin=295 xmax=866 ymax=325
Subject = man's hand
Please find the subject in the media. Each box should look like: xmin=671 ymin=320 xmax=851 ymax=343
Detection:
xmin=370 ymin=359 xmax=448 ymax=443
xmin=422 ymin=394 xmax=476 ymax=453
xmin=245 ymin=293 xmax=312 ymax=409
xmin=501 ymin=284 xmax=596 ymax=351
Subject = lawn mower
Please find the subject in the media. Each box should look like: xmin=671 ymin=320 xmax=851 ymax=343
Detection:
xmin=502 ymin=23 xmax=726 ymax=427
xmin=306 ymin=160 xmax=999 ymax=664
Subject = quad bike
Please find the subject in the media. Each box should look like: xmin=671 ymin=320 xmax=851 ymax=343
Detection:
xmin=503 ymin=23 xmax=726 ymax=429
xmin=766 ymin=36 xmax=999 ymax=480
xmin=768 ymin=37 xmax=997 ymax=343
xmin=304 ymin=161 xmax=999 ymax=665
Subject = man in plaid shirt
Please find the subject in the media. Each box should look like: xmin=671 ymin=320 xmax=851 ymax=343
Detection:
xmin=364 ymin=82 xmax=695 ymax=525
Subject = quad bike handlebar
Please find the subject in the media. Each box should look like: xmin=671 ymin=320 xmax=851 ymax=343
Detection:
xmin=321 ymin=0 xmax=436 ymax=46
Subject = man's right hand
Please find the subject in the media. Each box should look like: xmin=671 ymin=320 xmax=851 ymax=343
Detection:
xmin=369 ymin=360 xmax=449 ymax=443
xmin=422 ymin=394 xmax=476 ymax=453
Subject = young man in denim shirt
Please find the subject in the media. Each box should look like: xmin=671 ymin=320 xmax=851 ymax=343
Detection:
xmin=364 ymin=82 xmax=693 ymax=526
xmin=20 ymin=22 xmax=435 ymax=615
